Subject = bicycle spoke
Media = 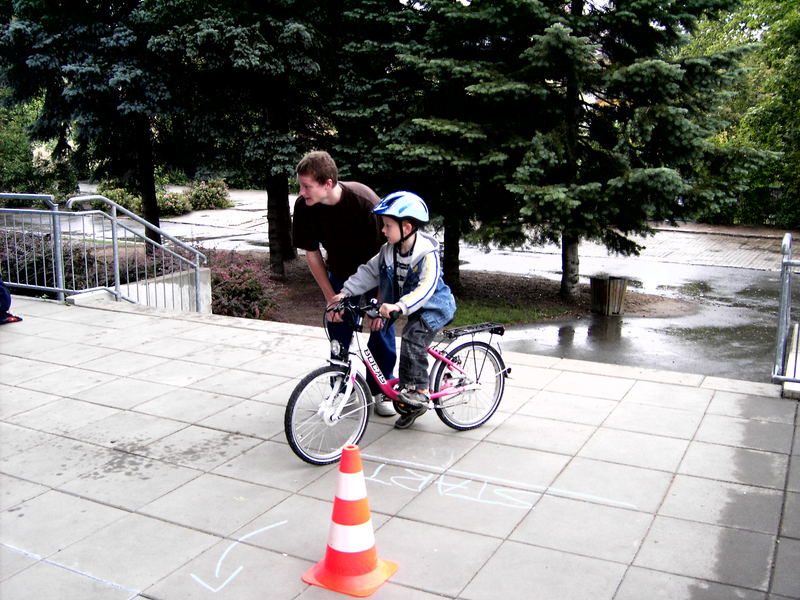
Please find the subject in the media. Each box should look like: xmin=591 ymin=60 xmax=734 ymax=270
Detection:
xmin=285 ymin=365 xmax=370 ymax=465
xmin=432 ymin=341 xmax=505 ymax=430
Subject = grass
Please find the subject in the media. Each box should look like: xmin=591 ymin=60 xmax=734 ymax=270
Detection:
xmin=450 ymin=298 xmax=566 ymax=327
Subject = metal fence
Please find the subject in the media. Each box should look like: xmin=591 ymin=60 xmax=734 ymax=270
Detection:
xmin=1 ymin=193 xmax=207 ymax=312
xmin=772 ymin=232 xmax=800 ymax=385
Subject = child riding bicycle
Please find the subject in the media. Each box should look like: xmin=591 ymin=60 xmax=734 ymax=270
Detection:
xmin=330 ymin=191 xmax=457 ymax=429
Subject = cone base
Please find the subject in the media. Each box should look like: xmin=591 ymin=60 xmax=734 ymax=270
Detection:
xmin=303 ymin=558 xmax=398 ymax=597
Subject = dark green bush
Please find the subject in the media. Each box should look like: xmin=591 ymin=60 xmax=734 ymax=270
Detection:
xmin=186 ymin=179 xmax=231 ymax=211
xmin=157 ymin=191 xmax=192 ymax=216
xmin=94 ymin=182 xmax=143 ymax=214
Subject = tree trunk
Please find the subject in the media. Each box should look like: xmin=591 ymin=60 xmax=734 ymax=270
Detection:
xmin=266 ymin=172 xmax=295 ymax=280
xmin=442 ymin=217 xmax=461 ymax=294
xmin=558 ymin=0 xmax=585 ymax=300
xmin=560 ymin=233 xmax=580 ymax=300
xmin=134 ymin=115 xmax=161 ymax=246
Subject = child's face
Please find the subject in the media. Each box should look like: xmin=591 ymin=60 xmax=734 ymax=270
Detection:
xmin=381 ymin=217 xmax=414 ymax=244
xmin=381 ymin=216 xmax=404 ymax=244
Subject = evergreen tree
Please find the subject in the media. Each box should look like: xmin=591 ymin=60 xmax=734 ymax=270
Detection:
xmin=328 ymin=0 xmax=755 ymax=298
xmin=340 ymin=0 xmax=551 ymax=290
xmin=0 ymin=0 xmax=315 ymax=268
xmin=502 ymin=0 xmax=759 ymax=298
xmin=319 ymin=0 xmax=422 ymax=185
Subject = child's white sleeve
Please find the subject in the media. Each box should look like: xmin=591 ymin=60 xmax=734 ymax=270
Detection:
xmin=397 ymin=251 xmax=439 ymax=315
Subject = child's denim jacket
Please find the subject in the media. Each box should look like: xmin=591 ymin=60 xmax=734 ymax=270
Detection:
xmin=341 ymin=231 xmax=456 ymax=331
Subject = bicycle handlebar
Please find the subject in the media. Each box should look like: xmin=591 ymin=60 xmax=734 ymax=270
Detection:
xmin=326 ymin=297 xmax=400 ymax=331
xmin=327 ymin=296 xmax=382 ymax=320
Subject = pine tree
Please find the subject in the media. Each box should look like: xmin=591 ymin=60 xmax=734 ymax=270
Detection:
xmin=503 ymin=0 xmax=757 ymax=298
xmin=0 ymin=0 xmax=316 ymax=268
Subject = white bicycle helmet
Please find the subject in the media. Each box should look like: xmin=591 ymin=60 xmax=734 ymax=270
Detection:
xmin=373 ymin=191 xmax=429 ymax=224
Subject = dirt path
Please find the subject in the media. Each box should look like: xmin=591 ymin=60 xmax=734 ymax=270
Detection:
xmin=267 ymin=257 xmax=696 ymax=328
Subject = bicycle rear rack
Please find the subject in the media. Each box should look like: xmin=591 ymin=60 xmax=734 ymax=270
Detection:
xmin=442 ymin=322 xmax=505 ymax=339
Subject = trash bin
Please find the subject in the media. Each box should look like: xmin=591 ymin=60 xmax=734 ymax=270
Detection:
xmin=590 ymin=275 xmax=627 ymax=315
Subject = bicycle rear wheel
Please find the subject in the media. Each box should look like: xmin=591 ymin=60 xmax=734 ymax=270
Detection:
xmin=432 ymin=341 xmax=505 ymax=430
xmin=284 ymin=365 xmax=370 ymax=465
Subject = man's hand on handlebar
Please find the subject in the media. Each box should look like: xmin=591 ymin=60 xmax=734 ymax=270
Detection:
xmin=366 ymin=314 xmax=384 ymax=331
xmin=326 ymin=294 xmax=400 ymax=329
xmin=326 ymin=292 xmax=347 ymax=322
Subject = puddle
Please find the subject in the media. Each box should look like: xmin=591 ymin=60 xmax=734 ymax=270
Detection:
xmin=505 ymin=305 xmax=778 ymax=383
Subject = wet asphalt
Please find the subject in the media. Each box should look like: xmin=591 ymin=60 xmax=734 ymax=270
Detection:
xmin=461 ymin=249 xmax=790 ymax=384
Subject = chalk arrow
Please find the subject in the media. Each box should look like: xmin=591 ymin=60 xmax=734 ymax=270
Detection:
xmin=191 ymin=520 xmax=288 ymax=593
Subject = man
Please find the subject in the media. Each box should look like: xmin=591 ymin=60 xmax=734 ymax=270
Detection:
xmin=292 ymin=151 xmax=397 ymax=416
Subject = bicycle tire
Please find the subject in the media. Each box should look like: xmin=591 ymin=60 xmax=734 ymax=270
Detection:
xmin=431 ymin=341 xmax=505 ymax=430
xmin=284 ymin=365 xmax=370 ymax=465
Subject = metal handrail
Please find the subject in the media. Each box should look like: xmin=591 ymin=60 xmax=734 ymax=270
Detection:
xmin=1 ymin=192 xmax=207 ymax=312
xmin=66 ymin=195 xmax=207 ymax=308
xmin=772 ymin=233 xmax=799 ymax=382
xmin=0 ymin=193 xmax=65 ymax=299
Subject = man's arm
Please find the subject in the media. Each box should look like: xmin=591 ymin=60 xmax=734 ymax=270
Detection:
xmin=305 ymin=250 xmax=337 ymax=304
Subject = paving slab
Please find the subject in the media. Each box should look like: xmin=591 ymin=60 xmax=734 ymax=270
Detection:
xmin=0 ymin=296 xmax=796 ymax=600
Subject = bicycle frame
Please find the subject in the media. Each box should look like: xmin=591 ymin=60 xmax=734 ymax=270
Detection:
xmin=331 ymin=322 xmax=486 ymax=407
xmin=285 ymin=300 xmax=509 ymax=464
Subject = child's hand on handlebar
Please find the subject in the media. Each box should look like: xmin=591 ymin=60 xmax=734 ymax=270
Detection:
xmin=379 ymin=303 xmax=401 ymax=320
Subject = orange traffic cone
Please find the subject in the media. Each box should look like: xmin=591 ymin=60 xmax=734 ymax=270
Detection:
xmin=303 ymin=444 xmax=398 ymax=597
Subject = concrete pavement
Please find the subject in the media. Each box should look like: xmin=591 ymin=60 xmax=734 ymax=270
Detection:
xmin=1 ymin=294 xmax=798 ymax=599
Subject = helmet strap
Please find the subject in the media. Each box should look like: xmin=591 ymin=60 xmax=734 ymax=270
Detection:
xmin=397 ymin=219 xmax=418 ymax=244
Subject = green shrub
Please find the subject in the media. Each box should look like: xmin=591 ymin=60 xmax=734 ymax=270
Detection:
xmin=186 ymin=179 xmax=231 ymax=211
xmin=157 ymin=190 xmax=192 ymax=216
xmin=94 ymin=182 xmax=143 ymax=214
xmin=207 ymin=250 xmax=276 ymax=320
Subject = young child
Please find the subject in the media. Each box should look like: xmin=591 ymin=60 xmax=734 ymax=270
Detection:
xmin=330 ymin=191 xmax=456 ymax=429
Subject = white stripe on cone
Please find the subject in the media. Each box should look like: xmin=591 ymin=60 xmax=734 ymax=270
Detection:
xmin=335 ymin=471 xmax=367 ymax=501
xmin=327 ymin=520 xmax=376 ymax=553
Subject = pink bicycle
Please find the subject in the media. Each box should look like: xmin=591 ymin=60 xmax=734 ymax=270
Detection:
xmin=284 ymin=297 xmax=510 ymax=464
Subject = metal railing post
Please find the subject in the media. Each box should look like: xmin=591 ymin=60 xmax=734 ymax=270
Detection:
xmin=773 ymin=233 xmax=793 ymax=379
xmin=194 ymin=253 xmax=202 ymax=311
xmin=110 ymin=204 xmax=121 ymax=301
xmin=49 ymin=198 xmax=65 ymax=302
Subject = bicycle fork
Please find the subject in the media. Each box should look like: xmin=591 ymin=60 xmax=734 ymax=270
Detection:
xmin=319 ymin=365 xmax=359 ymax=424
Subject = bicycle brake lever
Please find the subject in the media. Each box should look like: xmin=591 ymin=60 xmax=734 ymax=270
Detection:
xmin=364 ymin=307 xmax=381 ymax=319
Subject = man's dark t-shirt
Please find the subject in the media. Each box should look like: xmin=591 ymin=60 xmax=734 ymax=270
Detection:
xmin=292 ymin=181 xmax=385 ymax=280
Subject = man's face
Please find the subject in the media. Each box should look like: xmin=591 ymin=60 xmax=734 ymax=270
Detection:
xmin=297 ymin=174 xmax=332 ymax=206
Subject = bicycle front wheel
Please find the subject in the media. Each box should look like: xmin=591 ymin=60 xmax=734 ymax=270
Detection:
xmin=432 ymin=341 xmax=505 ymax=430
xmin=284 ymin=365 xmax=370 ymax=465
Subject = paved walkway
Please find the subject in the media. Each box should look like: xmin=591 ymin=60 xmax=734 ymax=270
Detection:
xmin=1 ymin=295 xmax=798 ymax=599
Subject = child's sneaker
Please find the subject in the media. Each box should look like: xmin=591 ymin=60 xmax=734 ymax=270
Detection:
xmin=394 ymin=405 xmax=426 ymax=429
xmin=396 ymin=389 xmax=428 ymax=408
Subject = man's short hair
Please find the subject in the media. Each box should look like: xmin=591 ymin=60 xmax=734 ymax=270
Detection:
xmin=296 ymin=151 xmax=338 ymax=185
